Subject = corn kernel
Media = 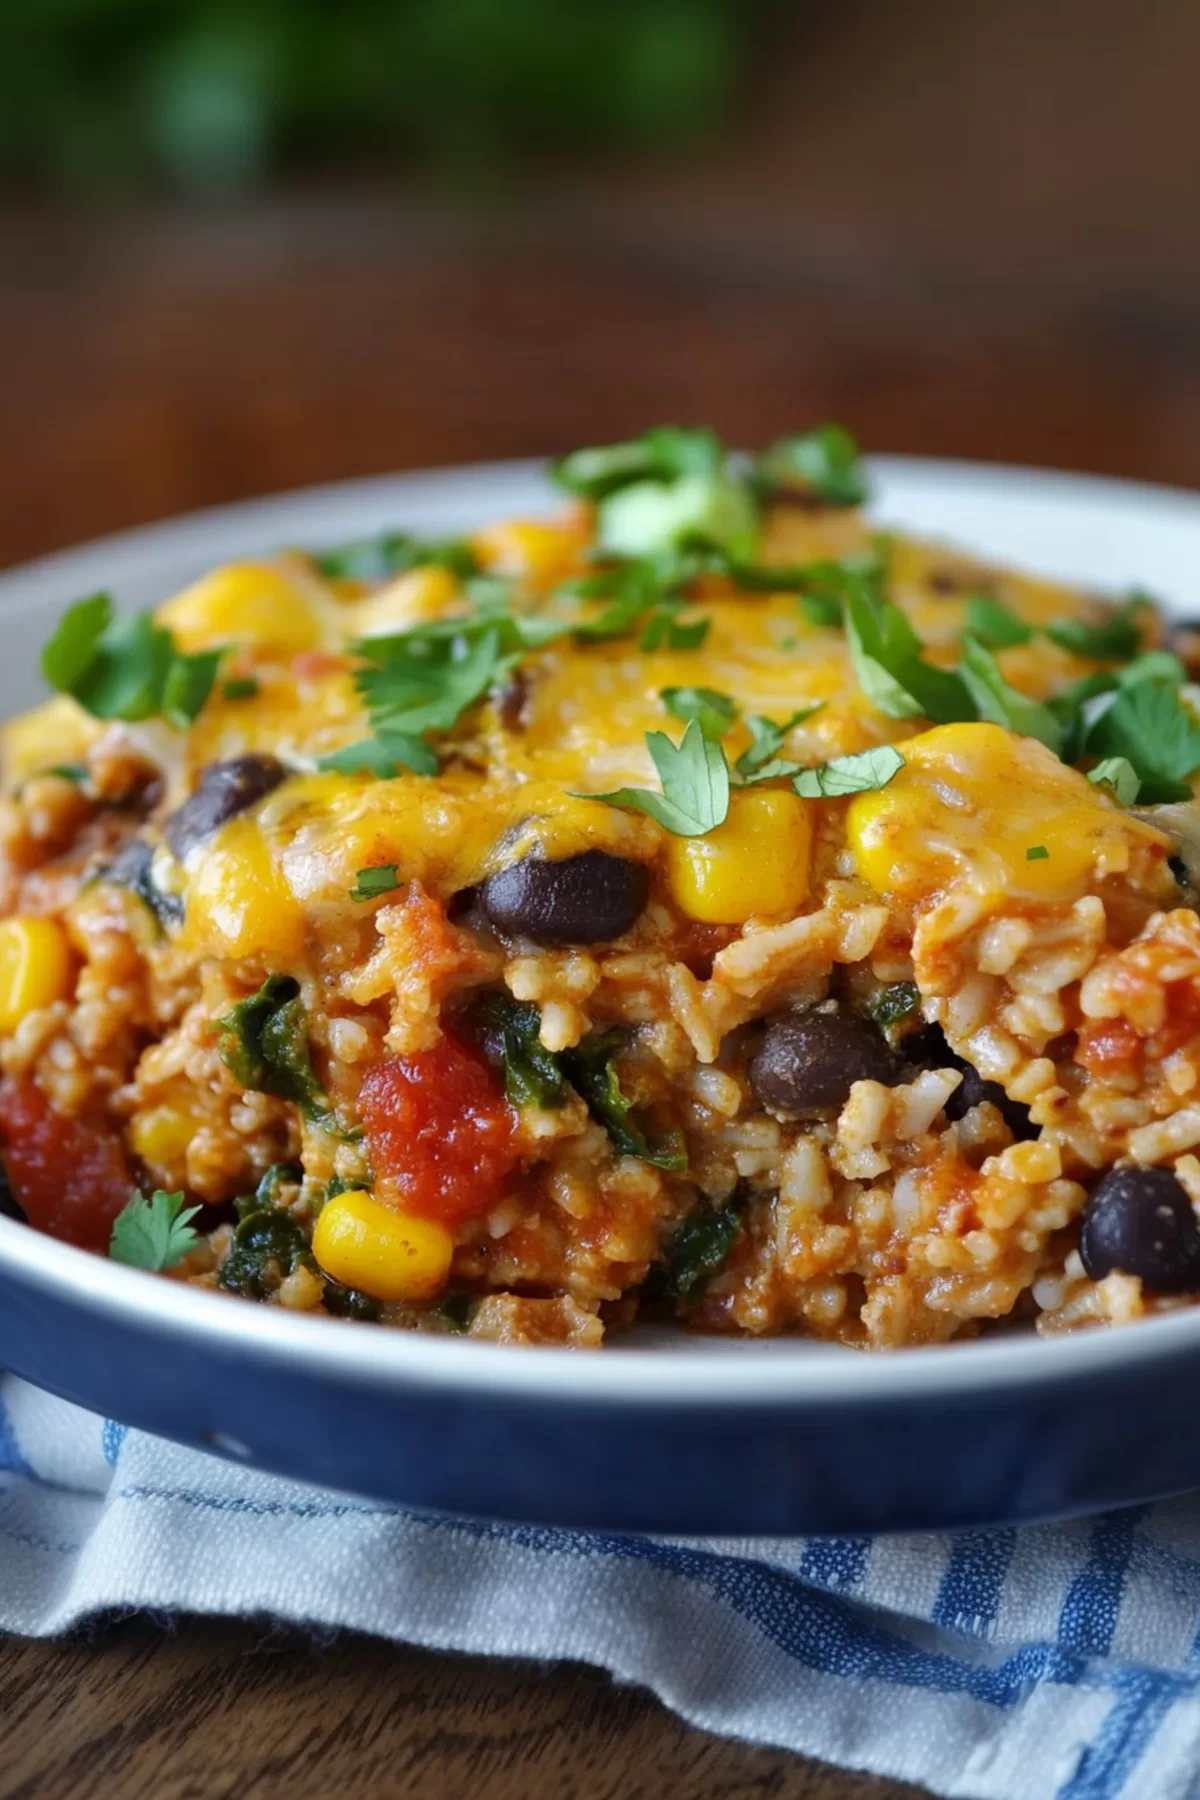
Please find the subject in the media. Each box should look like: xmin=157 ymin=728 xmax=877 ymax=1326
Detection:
xmin=0 ymin=916 xmax=73 ymax=1032
xmin=847 ymin=721 xmax=1166 ymax=903
xmin=158 ymin=562 xmax=325 ymax=654
xmin=184 ymin=816 xmax=306 ymax=960
xmin=129 ymin=1104 xmax=198 ymax=1175
xmin=348 ymin=565 xmax=459 ymax=641
xmin=665 ymin=788 xmax=813 ymax=924
xmin=1 ymin=696 xmax=101 ymax=790
xmin=313 ymin=1189 xmax=454 ymax=1301
xmin=471 ymin=518 xmax=586 ymax=588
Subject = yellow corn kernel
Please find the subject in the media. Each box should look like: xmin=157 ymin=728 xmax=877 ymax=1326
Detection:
xmin=184 ymin=815 xmax=306 ymax=960
xmin=0 ymin=917 xmax=73 ymax=1032
xmin=129 ymin=1104 xmax=198 ymax=1175
xmin=347 ymin=565 xmax=459 ymax=641
xmin=471 ymin=518 xmax=585 ymax=588
xmin=158 ymin=562 xmax=324 ymax=654
xmin=1 ymin=696 xmax=102 ymax=790
xmin=847 ymin=721 xmax=1169 ymax=904
xmin=312 ymin=1189 xmax=454 ymax=1302
xmin=665 ymin=788 xmax=814 ymax=924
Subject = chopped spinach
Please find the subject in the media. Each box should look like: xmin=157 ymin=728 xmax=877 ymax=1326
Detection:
xmin=868 ymin=981 xmax=921 ymax=1028
xmin=322 ymin=1279 xmax=382 ymax=1322
xmin=437 ymin=1292 xmax=478 ymax=1332
xmin=471 ymin=991 xmax=566 ymax=1109
xmin=218 ymin=1208 xmax=311 ymax=1299
xmin=215 ymin=975 xmax=341 ymax=1132
xmin=255 ymin=1161 xmax=304 ymax=1207
xmin=103 ymin=838 xmax=184 ymax=930
xmin=562 ymin=1029 xmax=687 ymax=1171
xmin=664 ymin=1201 xmax=741 ymax=1302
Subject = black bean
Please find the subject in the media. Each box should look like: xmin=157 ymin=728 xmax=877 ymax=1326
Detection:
xmin=749 ymin=1008 xmax=897 ymax=1118
xmin=1080 ymin=1166 xmax=1200 ymax=1292
xmin=104 ymin=838 xmax=184 ymax=928
xmin=480 ymin=850 xmax=650 ymax=945
xmin=164 ymin=755 xmax=287 ymax=861
xmin=907 ymin=1024 xmax=1036 ymax=1140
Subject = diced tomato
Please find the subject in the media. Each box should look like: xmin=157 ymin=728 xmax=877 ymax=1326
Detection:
xmin=359 ymin=1035 xmax=519 ymax=1223
xmin=0 ymin=1077 xmax=134 ymax=1251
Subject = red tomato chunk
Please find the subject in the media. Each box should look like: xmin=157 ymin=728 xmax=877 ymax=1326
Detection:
xmin=359 ymin=1036 xmax=519 ymax=1223
xmin=0 ymin=1076 xmax=133 ymax=1251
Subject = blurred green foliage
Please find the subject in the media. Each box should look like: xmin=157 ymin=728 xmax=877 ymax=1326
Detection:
xmin=0 ymin=0 xmax=767 ymax=195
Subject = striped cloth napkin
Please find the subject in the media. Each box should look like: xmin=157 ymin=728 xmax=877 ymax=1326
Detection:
xmin=3 ymin=1372 xmax=1200 ymax=1800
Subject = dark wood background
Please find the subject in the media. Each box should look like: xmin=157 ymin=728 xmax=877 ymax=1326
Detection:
xmin=3 ymin=2 xmax=1200 ymax=1794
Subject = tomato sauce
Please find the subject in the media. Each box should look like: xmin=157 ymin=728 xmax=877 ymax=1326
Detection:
xmin=0 ymin=1076 xmax=133 ymax=1251
xmin=359 ymin=1035 xmax=520 ymax=1223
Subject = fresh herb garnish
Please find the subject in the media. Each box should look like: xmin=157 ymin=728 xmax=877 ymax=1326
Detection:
xmin=963 ymin=594 xmax=1034 ymax=649
xmin=734 ymin=707 xmax=823 ymax=783
xmin=597 ymin=474 xmax=758 ymax=562
xmin=110 ymin=1189 xmax=202 ymax=1272
xmin=793 ymin=744 xmax=905 ymax=798
xmin=756 ymin=424 xmax=868 ymax=507
xmin=215 ymin=974 xmax=341 ymax=1132
xmin=1084 ymin=680 xmax=1200 ymax=804
xmin=799 ymin=591 xmax=844 ymax=627
xmin=958 ymin=635 xmax=1064 ymax=753
xmin=845 ymin=581 xmax=974 ymax=723
xmin=570 ymin=560 xmax=710 ymax=651
xmin=661 ymin=686 xmax=739 ymax=741
xmin=1046 ymin=596 xmax=1148 ymax=661
xmin=316 ymin=735 xmax=438 ymax=778
xmin=43 ymin=593 xmax=220 ymax=728
xmin=45 ymin=763 xmax=88 ymax=784
xmin=1026 ymin=845 xmax=1050 ymax=862
xmin=664 ymin=1202 xmax=740 ymax=1301
xmin=314 ymin=532 xmax=479 ymax=584
xmin=221 ymin=676 xmax=260 ymax=701
xmin=350 ymin=864 xmax=402 ymax=902
xmin=552 ymin=426 xmax=725 ymax=500
xmin=563 ymin=1028 xmax=686 ymax=1171
xmin=582 ymin=719 xmax=730 ymax=837
xmin=1087 ymin=757 xmax=1141 ymax=806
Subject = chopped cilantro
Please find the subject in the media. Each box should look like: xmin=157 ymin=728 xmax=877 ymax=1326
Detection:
xmin=221 ymin=676 xmax=260 ymax=701
xmin=756 ymin=424 xmax=868 ymax=507
xmin=1085 ymin=679 xmax=1200 ymax=804
xmin=1046 ymin=595 xmax=1148 ymax=661
xmin=959 ymin=635 xmax=1064 ymax=753
xmin=1087 ymin=756 xmax=1141 ymax=806
xmin=42 ymin=593 xmax=220 ymax=729
xmin=799 ymin=590 xmax=844 ymax=627
xmin=316 ymin=734 xmax=437 ymax=778
xmin=552 ymin=426 xmax=724 ymax=500
xmin=313 ymin=532 xmax=479 ymax=583
xmin=1026 ymin=845 xmax=1050 ymax=862
xmin=867 ymin=981 xmax=921 ymax=1027
xmin=110 ymin=1189 xmax=202 ymax=1272
xmin=45 ymin=763 xmax=88 ymax=784
xmin=350 ymin=864 xmax=402 ymax=902
xmin=581 ymin=719 xmax=730 ymax=837
xmin=793 ymin=744 xmax=905 ymax=798
xmin=845 ymin=582 xmax=975 ymax=723
xmin=597 ymin=473 xmax=759 ymax=563
xmin=661 ymin=686 xmax=739 ymax=741
xmin=964 ymin=594 xmax=1034 ymax=649
xmin=734 ymin=706 xmax=823 ymax=783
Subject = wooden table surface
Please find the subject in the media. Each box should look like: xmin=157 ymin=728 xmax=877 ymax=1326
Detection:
xmin=4 ymin=42 xmax=1200 ymax=1775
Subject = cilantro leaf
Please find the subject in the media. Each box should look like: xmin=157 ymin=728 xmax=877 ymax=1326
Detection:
xmin=958 ymin=635 xmax=1064 ymax=752
xmin=661 ymin=686 xmax=739 ymax=740
xmin=756 ymin=424 xmax=868 ymax=507
xmin=1088 ymin=757 xmax=1141 ymax=805
xmin=964 ymin=594 xmax=1034 ymax=649
xmin=43 ymin=593 xmax=221 ymax=729
xmin=222 ymin=676 xmax=260 ymax=701
xmin=552 ymin=427 xmax=724 ymax=500
xmin=735 ymin=706 xmax=823 ymax=781
xmin=1085 ymin=681 xmax=1200 ymax=804
xmin=562 ymin=1029 xmax=686 ymax=1170
xmin=799 ymin=591 xmax=844 ymax=627
xmin=846 ymin=584 xmax=975 ymax=723
xmin=793 ymin=744 xmax=905 ymax=798
xmin=350 ymin=864 xmax=402 ymax=902
xmin=1026 ymin=845 xmax=1050 ymax=862
xmin=597 ymin=474 xmax=758 ymax=562
xmin=313 ymin=533 xmax=479 ymax=583
xmin=867 ymin=981 xmax=920 ymax=1027
xmin=215 ymin=975 xmax=341 ymax=1132
xmin=639 ymin=603 xmax=710 ymax=651
xmin=316 ymin=734 xmax=438 ymax=777
xmin=110 ymin=1189 xmax=202 ymax=1272
xmin=582 ymin=719 xmax=730 ymax=837
xmin=663 ymin=1201 xmax=740 ymax=1301
xmin=357 ymin=625 xmax=505 ymax=736
xmin=1046 ymin=596 xmax=1148 ymax=660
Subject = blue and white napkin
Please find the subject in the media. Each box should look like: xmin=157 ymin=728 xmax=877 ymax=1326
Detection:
xmin=4 ymin=1371 xmax=1200 ymax=1800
